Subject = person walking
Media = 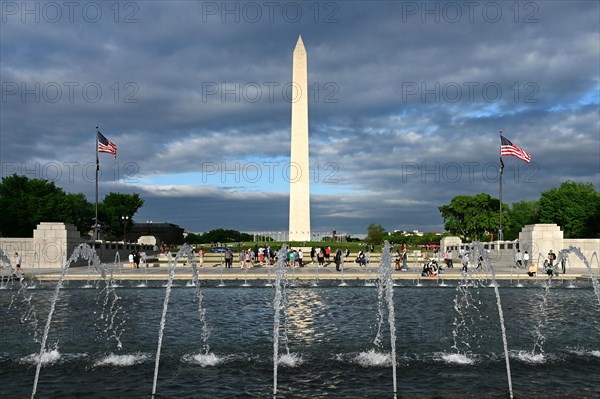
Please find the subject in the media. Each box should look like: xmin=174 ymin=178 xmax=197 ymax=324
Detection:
xmin=244 ymin=250 xmax=252 ymax=270
xmin=461 ymin=252 xmax=469 ymax=273
xmin=515 ymin=250 xmax=523 ymax=268
xmin=266 ymin=246 xmax=272 ymax=265
xmin=523 ymin=251 xmax=530 ymax=270
xmin=445 ymin=250 xmax=454 ymax=268
xmin=14 ymin=252 xmax=22 ymax=273
xmin=133 ymin=251 xmax=140 ymax=269
xmin=198 ymin=246 xmax=205 ymax=267
xmin=239 ymin=251 xmax=245 ymax=269
xmin=334 ymin=248 xmax=343 ymax=271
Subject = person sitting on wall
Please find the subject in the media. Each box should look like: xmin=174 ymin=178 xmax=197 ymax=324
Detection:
xmin=420 ymin=259 xmax=437 ymax=277
xmin=421 ymin=263 xmax=430 ymax=277
xmin=356 ymin=251 xmax=367 ymax=267
xmin=544 ymin=259 xmax=553 ymax=276
xmin=527 ymin=262 xmax=537 ymax=277
xmin=428 ymin=260 xmax=438 ymax=277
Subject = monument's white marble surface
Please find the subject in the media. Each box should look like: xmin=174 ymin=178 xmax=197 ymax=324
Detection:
xmin=289 ymin=36 xmax=311 ymax=242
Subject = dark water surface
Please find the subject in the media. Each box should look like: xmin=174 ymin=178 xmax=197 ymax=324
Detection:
xmin=1 ymin=281 xmax=599 ymax=398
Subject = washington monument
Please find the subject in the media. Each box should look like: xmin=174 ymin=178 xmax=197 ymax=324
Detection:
xmin=288 ymin=35 xmax=311 ymax=242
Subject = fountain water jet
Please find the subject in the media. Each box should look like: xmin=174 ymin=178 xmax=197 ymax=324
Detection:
xmin=218 ymin=254 xmax=226 ymax=287
xmin=0 ymin=249 xmax=15 ymax=288
xmin=241 ymin=260 xmax=251 ymax=287
xmin=339 ymin=253 xmax=347 ymax=286
xmin=531 ymin=279 xmax=551 ymax=358
xmin=152 ymin=243 xmax=207 ymax=397
xmin=559 ymin=247 xmax=600 ymax=306
xmin=369 ymin=242 xmax=397 ymax=395
xmin=31 ymin=243 xmax=112 ymax=399
xmin=152 ymin=248 xmax=179 ymax=396
xmin=112 ymin=252 xmax=122 ymax=287
xmin=272 ymin=245 xmax=290 ymax=395
xmin=471 ymin=242 xmax=514 ymax=399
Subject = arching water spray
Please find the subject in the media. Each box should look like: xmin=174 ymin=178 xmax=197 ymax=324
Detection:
xmin=559 ymin=247 xmax=600 ymax=306
xmin=471 ymin=242 xmax=513 ymax=399
xmin=31 ymin=244 xmax=110 ymax=399
xmin=152 ymin=244 xmax=200 ymax=397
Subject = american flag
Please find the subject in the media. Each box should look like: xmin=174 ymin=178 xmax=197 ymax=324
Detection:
xmin=98 ymin=131 xmax=117 ymax=159
xmin=501 ymin=135 xmax=530 ymax=163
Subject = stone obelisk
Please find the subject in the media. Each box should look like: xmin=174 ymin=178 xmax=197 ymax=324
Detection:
xmin=288 ymin=36 xmax=311 ymax=242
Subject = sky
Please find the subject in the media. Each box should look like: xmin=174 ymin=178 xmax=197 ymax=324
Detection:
xmin=1 ymin=1 xmax=599 ymax=236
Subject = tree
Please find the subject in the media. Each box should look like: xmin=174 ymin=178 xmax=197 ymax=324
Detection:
xmin=505 ymin=200 xmax=539 ymax=240
xmin=192 ymin=229 xmax=253 ymax=243
xmin=365 ymin=224 xmax=386 ymax=244
xmin=61 ymin=193 xmax=95 ymax=236
xmin=537 ymin=181 xmax=600 ymax=238
xmin=0 ymin=174 xmax=95 ymax=237
xmin=184 ymin=233 xmax=204 ymax=244
xmin=387 ymin=230 xmax=407 ymax=245
xmin=438 ymin=193 xmax=509 ymax=241
xmin=98 ymin=192 xmax=144 ymax=240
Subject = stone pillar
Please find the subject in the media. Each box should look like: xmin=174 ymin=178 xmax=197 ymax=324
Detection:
xmin=440 ymin=236 xmax=462 ymax=254
xmin=33 ymin=222 xmax=82 ymax=269
xmin=519 ymin=224 xmax=564 ymax=266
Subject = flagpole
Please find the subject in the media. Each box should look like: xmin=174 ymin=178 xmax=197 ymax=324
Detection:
xmin=95 ymin=126 xmax=100 ymax=241
xmin=498 ymin=130 xmax=504 ymax=242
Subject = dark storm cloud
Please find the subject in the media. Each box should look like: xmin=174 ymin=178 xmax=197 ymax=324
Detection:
xmin=1 ymin=1 xmax=598 ymax=234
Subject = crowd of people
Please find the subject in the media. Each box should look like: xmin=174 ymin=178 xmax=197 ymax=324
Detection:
xmin=155 ymin=244 xmax=574 ymax=280
xmin=526 ymin=249 xmax=565 ymax=277
xmin=173 ymin=244 xmax=374 ymax=272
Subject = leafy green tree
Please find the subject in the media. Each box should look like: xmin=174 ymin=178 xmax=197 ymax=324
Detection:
xmin=98 ymin=192 xmax=144 ymax=240
xmin=387 ymin=231 xmax=407 ymax=245
xmin=365 ymin=224 xmax=386 ymax=244
xmin=537 ymin=181 xmax=600 ymax=238
xmin=193 ymin=229 xmax=253 ymax=243
xmin=505 ymin=200 xmax=539 ymax=240
xmin=61 ymin=193 xmax=95 ymax=235
xmin=438 ymin=193 xmax=508 ymax=241
xmin=0 ymin=174 xmax=95 ymax=237
xmin=184 ymin=233 xmax=204 ymax=244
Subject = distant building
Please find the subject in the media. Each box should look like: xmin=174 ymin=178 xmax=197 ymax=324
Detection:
xmin=126 ymin=222 xmax=184 ymax=245
xmin=391 ymin=230 xmax=424 ymax=236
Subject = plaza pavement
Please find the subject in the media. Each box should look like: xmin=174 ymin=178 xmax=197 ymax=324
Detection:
xmin=14 ymin=259 xmax=595 ymax=282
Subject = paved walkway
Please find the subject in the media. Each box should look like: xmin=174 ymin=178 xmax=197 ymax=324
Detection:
xmin=8 ymin=260 xmax=595 ymax=281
